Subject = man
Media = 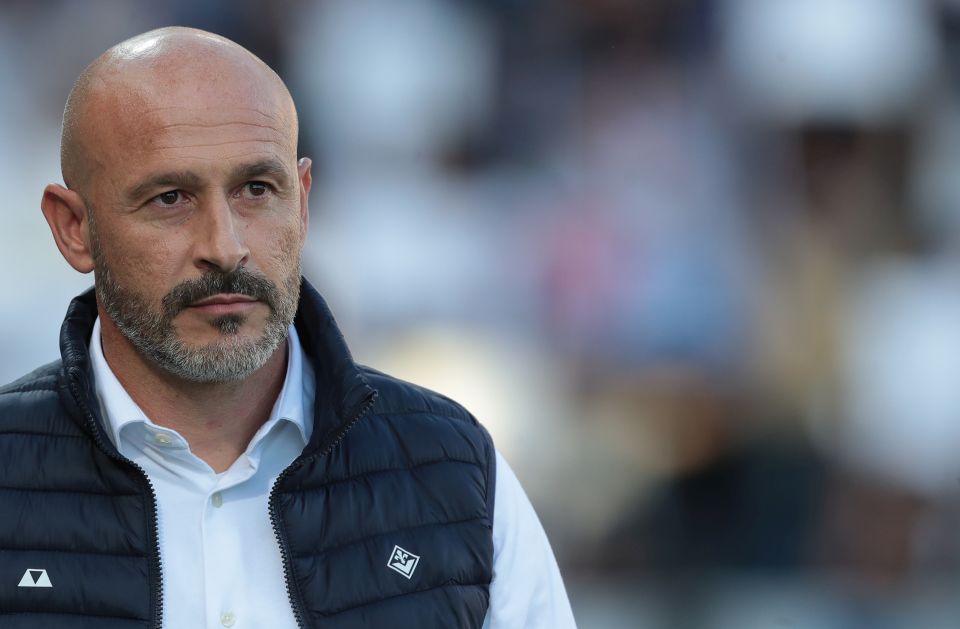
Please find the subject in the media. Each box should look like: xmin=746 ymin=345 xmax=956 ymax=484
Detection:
xmin=0 ymin=27 xmax=575 ymax=628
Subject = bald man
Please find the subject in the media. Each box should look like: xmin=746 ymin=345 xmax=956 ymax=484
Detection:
xmin=0 ymin=27 xmax=575 ymax=629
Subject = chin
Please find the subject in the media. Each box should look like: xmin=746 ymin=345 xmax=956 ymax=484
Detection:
xmin=210 ymin=313 xmax=246 ymax=336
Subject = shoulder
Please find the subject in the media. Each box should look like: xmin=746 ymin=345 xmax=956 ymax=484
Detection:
xmin=0 ymin=360 xmax=61 ymax=396
xmin=0 ymin=361 xmax=76 ymax=434
xmin=356 ymin=365 xmax=497 ymax=497
xmin=360 ymin=364 xmax=482 ymax=427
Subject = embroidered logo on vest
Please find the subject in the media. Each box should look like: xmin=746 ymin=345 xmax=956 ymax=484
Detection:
xmin=387 ymin=545 xmax=420 ymax=579
xmin=18 ymin=569 xmax=52 ymax=588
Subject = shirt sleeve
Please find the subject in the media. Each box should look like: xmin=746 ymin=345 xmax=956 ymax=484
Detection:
xmin=481 ymin=449 xmax=577 ymax=628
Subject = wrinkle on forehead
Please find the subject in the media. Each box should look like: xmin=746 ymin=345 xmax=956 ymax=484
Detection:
xmin=145 ymin=105 xmax=288 ymax=122
xmin=133 ymin=107 xmax=294 ymax=158
xmin=61 ymin=27 xmax=298 ymax=193
xmin=146 ymin=107 xmax=288 ymax=129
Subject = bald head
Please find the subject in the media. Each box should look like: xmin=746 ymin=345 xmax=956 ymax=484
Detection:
xmin=61 ymin=27 xmax=298 ymax=192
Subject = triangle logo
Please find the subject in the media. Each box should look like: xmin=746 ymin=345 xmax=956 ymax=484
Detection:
xmin=18 ymin=568 xmax=52 ymax=588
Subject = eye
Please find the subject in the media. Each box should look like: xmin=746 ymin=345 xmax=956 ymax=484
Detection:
xmin=244 ymin=182 xmax=270 ymax=198
xmin=153 ymin=190 xmax=183 ymax=206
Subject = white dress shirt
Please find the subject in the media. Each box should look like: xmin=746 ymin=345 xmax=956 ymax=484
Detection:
xmin=90 ymin=318 xmax=575 ymax=628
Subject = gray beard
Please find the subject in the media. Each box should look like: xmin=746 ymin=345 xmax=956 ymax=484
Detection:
xmin=95 ymin=262 xmax=300 ymax=383
xmin=89 ymin=227 xmax=300 ymax=383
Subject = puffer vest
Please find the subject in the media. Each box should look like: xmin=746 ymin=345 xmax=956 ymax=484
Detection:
xmin=0 ymin=280 xmax=495 ymax=628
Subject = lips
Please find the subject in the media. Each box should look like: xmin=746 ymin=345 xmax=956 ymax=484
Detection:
xmin=190 ymin=294 xmax=258 ymax=307
xmin=186 ymin=294 xmax=260 ymax=316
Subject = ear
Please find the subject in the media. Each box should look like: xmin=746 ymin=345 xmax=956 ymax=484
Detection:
xmin=297 ymin=157 xmax=312 ymax=235
xmin=40 ymin=184 xmax=94 ymax=273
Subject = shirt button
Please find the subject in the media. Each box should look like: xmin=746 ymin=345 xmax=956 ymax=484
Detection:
xmin=211 ymin=492 xmax=224 ymax=508
xmin=220 ymin=611 xmax=236 ymax=627
xmin=152 ymin=433 xmax=173 ymax=446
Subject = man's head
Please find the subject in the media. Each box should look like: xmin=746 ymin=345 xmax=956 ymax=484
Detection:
xmin=41 ymin=27 xmax=312 ymax=383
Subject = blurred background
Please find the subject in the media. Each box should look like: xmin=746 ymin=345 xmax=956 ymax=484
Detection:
xmin=5 ymin=0 xmax=960 ymax=626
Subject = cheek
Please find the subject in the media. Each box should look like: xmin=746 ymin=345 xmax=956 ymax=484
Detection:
xmin=98 ymin=226 xmax=183 ymax=292
xmin=258 ymin=217 xmax=304 ymax=275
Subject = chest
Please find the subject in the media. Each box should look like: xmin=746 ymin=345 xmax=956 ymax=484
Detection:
xmin=123 ymin=423 xmax=304 ymax=629
xmin=0 ymin=415 xmax=494 ymax=628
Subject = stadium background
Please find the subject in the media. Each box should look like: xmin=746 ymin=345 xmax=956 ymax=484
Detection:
xmin=3 ymin=1 xmax=960 ymax=627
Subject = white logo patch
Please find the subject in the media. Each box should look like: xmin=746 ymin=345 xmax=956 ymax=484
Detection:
xmin=387 ymin=545 xmax=420 ymax=579
xmin=18 ymin=569 xmax=52 ymax=588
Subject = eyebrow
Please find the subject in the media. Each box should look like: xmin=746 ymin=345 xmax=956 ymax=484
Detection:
xmin=234 ymin=158 xmax=291 ymax=188
xmin=124 ymin=157 xmax=292 ymax=203
xmin=125 ymin=171 xmax=203 ymax=203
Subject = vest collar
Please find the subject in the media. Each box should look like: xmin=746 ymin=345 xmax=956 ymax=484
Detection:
xmin=58 ymin=277 xmax=377 ymax=456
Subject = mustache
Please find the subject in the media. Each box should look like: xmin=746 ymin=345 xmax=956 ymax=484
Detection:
xmin=161 ymin=268 xmax=278 ymax=318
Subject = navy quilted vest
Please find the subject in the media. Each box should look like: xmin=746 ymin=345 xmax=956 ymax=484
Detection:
xmin=0 ymin=280 xmax=495 ymax=628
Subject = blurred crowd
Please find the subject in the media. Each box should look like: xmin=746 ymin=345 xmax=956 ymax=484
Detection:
xmin=5 ymin=1 xmax=960 ymax=627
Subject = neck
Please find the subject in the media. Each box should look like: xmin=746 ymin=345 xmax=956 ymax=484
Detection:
xmin=98 ymin=312 xmax=289 ymax=473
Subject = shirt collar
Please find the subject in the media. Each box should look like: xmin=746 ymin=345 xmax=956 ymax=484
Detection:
xmin=89 ymin=317 xmax=313 ymax=455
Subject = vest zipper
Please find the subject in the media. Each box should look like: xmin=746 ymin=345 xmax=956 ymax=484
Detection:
xmin=68 ymin=375 xmax=165 ymax=629
xmin=269 ymin=390 xmax=378 ymax=629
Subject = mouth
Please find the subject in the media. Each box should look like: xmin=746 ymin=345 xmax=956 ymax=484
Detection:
xmin=186 ymin=293 xmax=260 ymax=316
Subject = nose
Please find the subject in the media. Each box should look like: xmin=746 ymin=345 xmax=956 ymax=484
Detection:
xmin=193 ymin=195 xmax=249 ymax=273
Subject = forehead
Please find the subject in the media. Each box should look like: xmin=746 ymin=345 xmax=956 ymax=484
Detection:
xmin=87 ymin=63 xmax=296 ymax=190
xmin=126 ymin=104 xmax=290 ymax=159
